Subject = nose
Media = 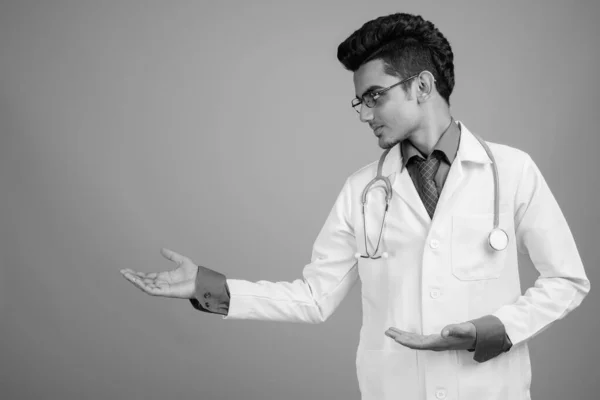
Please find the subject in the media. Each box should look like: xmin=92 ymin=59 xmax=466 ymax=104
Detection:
xmin=359 ymin=103 xmax=374 ymax=123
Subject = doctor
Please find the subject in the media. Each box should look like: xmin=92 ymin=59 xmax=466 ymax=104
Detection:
xmin=121 ymin=12 xmax=590 ymax=400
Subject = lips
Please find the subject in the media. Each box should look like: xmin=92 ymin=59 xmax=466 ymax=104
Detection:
xmin=373 ymin=125 xmax=384 ymax=136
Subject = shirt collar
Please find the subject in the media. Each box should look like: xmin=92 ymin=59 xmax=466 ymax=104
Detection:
xmin=400 ymin=118 xmax=461 ymax=172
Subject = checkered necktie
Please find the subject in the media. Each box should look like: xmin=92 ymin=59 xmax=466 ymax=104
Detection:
xmin=413 ymin=154 xmax=441 ymax=219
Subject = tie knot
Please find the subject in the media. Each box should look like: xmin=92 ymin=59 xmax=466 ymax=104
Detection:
xmin=414 ymin=154 xmax=440 ymax=181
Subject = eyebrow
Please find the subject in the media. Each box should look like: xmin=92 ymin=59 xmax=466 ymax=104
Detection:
xmin=356 ymin=85 xmax=384 ymax=99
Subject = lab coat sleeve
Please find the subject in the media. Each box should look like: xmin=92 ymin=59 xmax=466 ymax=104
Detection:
xmin=221 ymin=178 xmax=359 ymax=323
xmin=492 ymin=154 xmax=590 ymax=347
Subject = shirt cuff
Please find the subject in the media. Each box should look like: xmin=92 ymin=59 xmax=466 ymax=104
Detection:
xmin=188 ymin=265 xmax=230 ymax=316
xmin=467 ymin=314 xmax=513 ymax=363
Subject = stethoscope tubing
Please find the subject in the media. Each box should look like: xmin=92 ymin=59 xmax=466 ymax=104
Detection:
xmin=358 ymin=122 xmax=507 ymax=259
xmin=471 ymin=133 xmax=500 ymax=230
xmin=360 ymin=148 xmax=392 ymax=259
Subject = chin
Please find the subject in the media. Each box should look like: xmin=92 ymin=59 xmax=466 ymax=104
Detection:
xmin=378 ymin=135 xmax=400 ymax=150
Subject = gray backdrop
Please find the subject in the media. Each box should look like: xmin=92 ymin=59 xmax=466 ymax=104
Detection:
xmin=1 ymin=1 xmax=598 ymax=399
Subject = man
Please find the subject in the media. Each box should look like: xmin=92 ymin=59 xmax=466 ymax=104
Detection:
xmin=121 ymin=12 xmax=590 ymax=400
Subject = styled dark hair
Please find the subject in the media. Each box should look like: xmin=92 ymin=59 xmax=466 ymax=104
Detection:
xmin=337 ymin=13 xmax=454 ymax=105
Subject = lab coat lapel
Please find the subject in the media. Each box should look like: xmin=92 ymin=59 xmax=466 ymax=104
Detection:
xmin=456 ymin=122 xmax=494 ymax=165
xmin=434 ymin=147 xmax=465 ymax=220
xmin=380 ymin=144 xmax=430 ymax=221
xmin=379 ymin=122 xmax=492 ymax=224
xmin=435 ymin=122 xmax=493 ymax=219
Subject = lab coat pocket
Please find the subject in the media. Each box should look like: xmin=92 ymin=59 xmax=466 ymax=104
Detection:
xmin=451 ymin=213 xmax=510 ymax=281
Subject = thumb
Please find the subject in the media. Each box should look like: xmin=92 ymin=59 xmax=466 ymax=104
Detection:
xmin=441 ymin=326 xmax=453 ymax=338
xmin=160 ymin=247 xmax=186 ymax=265
xmin=442 ymin=324 xmax=468 ymax=339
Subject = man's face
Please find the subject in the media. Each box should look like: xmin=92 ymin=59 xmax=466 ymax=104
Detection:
xmin=353 ymin=59 xmax=422 ymax=149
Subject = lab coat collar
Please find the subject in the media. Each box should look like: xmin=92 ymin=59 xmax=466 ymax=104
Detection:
xmin=378 ymin=121 xmax=492 ymax=221
xmin=380 ymin=120 xmax=492 ymax=182
xmin=400 ymin=118 xmax=461 ymax=172
xmin=455 ymin=121 xmax=493 ymax=165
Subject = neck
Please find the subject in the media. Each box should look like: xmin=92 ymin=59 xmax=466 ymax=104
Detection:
xmin=408 ymin=110 xmax=453 ymax=157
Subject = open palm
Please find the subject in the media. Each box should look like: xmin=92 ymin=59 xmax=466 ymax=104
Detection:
xmin=120 ymin=248 xmax=198 ymax=299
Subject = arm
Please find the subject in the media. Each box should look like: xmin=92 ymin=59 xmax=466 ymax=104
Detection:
xmin=121 ymin=180 xmax=358 ymax=322
xmin=385 ymin=155 xmax=589 ymax=359
xmin=491 ymin=154 xmax=590 ymax=346
xmin=221 ymin=179 xmax=359 ymax=323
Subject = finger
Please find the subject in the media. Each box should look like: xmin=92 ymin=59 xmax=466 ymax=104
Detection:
xmin=122 ymin=269 xmax=171 ymax=283
xmin=387 ymin=327 xmax=421 ymax=342
xmin=395 ymin=335 xmax=426 ymax=350
xmin=384 ymin=329 xmax=401 ymax=342
xmin=122 ymin=271 xmax=154 ymax=287
xmin=143 ymin=271 xmax=173 ymax=284
xmin=121 ymin=269 xmax=149 ymax=279
xmin=387 ymin=327 xmax=405 ymax=335
xmin=131 ymin=271 xmax=152 ymax=279
xmin=134 ymin=274 xmax=170 ymax=287
xmin=142 ymin=277 xmax=160 ymax=286
xmin=122 ymin=271 xmax=143 ymax=284
xmin=386 ymin=327 xmax=414 ymax=339
xmin=122 ymin=272 xmax=149 ymax=291
xmin=386 ymin=328 xmax=448 ymax=351
xmin=386 ymin=329 xmax=426 ymax=349
xmin=143 ymin=282 xmax=170 ymax=296
xmin=120 ymin=268 xmax=136 ymax=275
xmin=139 ymin=282 xmax=167 ymax=296
xmin=120 ymin=271 xmax=136 ymax=281
xmin=160 ymin=247 xmax=186 ymax=265
xmin=123 ymin=272 xmax=170 ymax=296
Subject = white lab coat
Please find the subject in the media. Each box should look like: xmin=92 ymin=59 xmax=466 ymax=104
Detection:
xmin=222 ymin=122 xmax=590 ymax=400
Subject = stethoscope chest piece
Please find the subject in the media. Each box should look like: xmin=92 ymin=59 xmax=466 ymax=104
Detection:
xmin=489 ymin=228 xmax=509 ymax=251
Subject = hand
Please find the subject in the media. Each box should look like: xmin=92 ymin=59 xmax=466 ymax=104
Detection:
xmin=120 ymin=248 xmax=198 ymax=299
xmin=385 ymin=322 xmax=476 ymax=351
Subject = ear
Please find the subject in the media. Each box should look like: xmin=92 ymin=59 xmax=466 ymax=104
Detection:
xmin=416 ymin=71 xmax=436 ymax=103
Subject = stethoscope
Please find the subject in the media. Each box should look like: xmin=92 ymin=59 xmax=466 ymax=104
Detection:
xmin=355 ymin=125 xmax=509 ymax=260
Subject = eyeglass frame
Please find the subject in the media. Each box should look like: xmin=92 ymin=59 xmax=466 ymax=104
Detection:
xmin=351 ymin=72 xmax=427 ymax=113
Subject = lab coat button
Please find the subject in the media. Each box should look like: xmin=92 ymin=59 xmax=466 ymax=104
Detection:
xmin=204 ymin=302 xmax=211 ymax=308
xmin=430 ymin=239 xmax=440 ymax=249
xmin=430 ymin=290 xmax=440 ymax=299
xmin=435 ymin=389 xmax=447 ymax=399
xmin=203 ymin=292 xmax=211 ymax=299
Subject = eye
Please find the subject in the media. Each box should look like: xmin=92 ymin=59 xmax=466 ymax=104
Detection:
xmin=364 ymin=92 xmax=377 ymax=101
xmin=371 ymin=91 xmax=383 ymax=99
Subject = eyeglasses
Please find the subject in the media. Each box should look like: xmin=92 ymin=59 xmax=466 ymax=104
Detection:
xmin=351 ymin=74 xmax=419 ymax=113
